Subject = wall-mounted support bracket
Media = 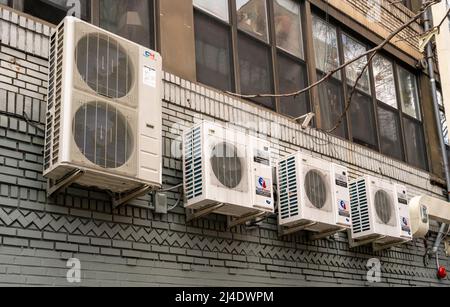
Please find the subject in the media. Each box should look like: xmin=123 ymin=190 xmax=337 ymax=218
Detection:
xmin=186 ymin=204 xmax=224 ymax=223
xmin=278 ymin=222 xmax=318 ymax=237
xmin=227 ymin=212 xmax=268 ymax=230
xmin=347 ymin=229 xmax=386 ymax=249
xmin=372 ymin=239 xmax=408 ymax=252
xmin=309 ymin=227 xmax=348 ymax=241
xmin=47 ymin=169 xmax=85 ymax=198
xmin=112 ymin=185 xmax=153 ymax=209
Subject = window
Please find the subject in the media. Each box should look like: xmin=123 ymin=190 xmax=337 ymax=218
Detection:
xmin=437 ymin=89 xmax=449 ymax=146
xmin=11 ymin=0 xmax=155 ymax=48
xmin=193 ymin=0 xmax=308 ymax=116
xmin=312 ymin=16 xmax=346 ymax=138
xmin=238 ymin=33 xmax=274 ymax=109
xmin=277 ymin=53 xmax=308 ymax=117
xmin=397 ymin=66 xmax=421 ymax=119
xmin=274 ymin=0 xmax=304 ymax=59
xmin=403 ymin=118 xmax=428 ymax=170
xmin=193 ymin=0 xmax=229 ymax=21
xmin=194 ymin=11 xmax=233 ymax=92
xmin=0 ymin=0 xmax=10 ymax=7
xmin=373 ymin=55 xmax=397 ymax=109
xmin=21 ymin=0 xmax=90 ymax=24
xmin=236 ymin=0 xmax=269 ymax=42
xmin=312 ymin=13 xmax=427 ymax=169
xmin=99 ymin=0 xmax=155 ymax=48
xmin=342 ymin=34 xmax=370 ymax=94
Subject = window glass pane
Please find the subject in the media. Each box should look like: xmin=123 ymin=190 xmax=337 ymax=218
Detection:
xmin=238 ymin=34 xmax=274 ymax=110
xmin=274 ymin=0 xmax=303 ymax=59
xmin=397 ymin=66 xmax=421 ymax=119
xmin=440 ymin=110 xmax=449 ymax=146
xmin=278 ymin=53 xmax=309 ymax=118
xmin=342 ymin=34 xmax=370 ymax=94
xmin=237 ymin=0 xmax=269 ymax=42
xmin=99 ymin=0 xmax=154 ymax=48
xmin=437 ymin=88 xmax=444 ymax=107
xmin=194 ymin=12 xmax=233 ymax=92
xmin=22 ymin=0 xmax=89 ymax=24
xmin=349 ymin=91 xmax=377 ymax=149
xmin=378 ymin=107 xmax=404 ymax=161
xmin=373 ymin=55 xmax=398 ymax=108
xmin=318 ymin=73 xmax=347 ymax=138
xmin=403 ymin=118 xmax=428 ymax=170
xmin=193 ymin=0 xmax=229 ymax=22
xmin=312 ymin=15 xmax=340 ymax=79
xmin=0 ymin=0 xmax=9 ymax=6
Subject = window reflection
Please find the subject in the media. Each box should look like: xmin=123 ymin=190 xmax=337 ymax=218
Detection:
xmin=397 ymin=66 xmax=421 ymax=119
xmin=99 ymin=0 xmax=154 ymax=48
xmin=236 ymin=0 xmax=269 ymax=42
xmin=274 ymin=0 xmax=303 ymax=59
xmin=373 ymin=55 xmax=398 ymax=108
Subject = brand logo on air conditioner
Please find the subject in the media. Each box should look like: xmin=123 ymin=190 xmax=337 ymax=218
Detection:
xmin=258 ymin=177 xmax=267 ymax=189
xmin=144 ymin=51 xmax=156 ymax=60
xmin=402 ymin=217 xmax=409 ymax=226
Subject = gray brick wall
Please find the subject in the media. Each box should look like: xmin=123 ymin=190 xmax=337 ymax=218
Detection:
xmin=0 ymin=6 xmax=449 ymax=287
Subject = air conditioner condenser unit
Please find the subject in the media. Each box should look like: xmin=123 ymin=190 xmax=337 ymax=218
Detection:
xmin=183 ymin=122 xmax=274 ymax=218
xmin=277 ymin=153 xmax=351 ymax=234
xmin=43 ymin=17 xmax=162 ymax=194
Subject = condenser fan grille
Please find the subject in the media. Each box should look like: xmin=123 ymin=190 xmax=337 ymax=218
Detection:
xmin=210 ymin=142 xmax=243 ymax=189
xmin=304 ymin=170 xmax=327 ymax=209
xmin=374 ymin=190 xmax=393 ymax=224
xmin=75 ymin=33 xmax=133 ymax=99
xmin=73 ymin=101 xmax=133 ymax=169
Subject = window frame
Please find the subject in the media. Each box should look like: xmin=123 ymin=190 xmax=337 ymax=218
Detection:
xmin=193 ymin=0 xmax=311 ymax=116
xmin=8 ymin=0 xmax=157 ymax=50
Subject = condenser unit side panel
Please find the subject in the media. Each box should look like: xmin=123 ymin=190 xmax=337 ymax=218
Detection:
xmin=251 ymin=137 xmax=274 ymax=212
xmin=396 ymin=184 xmax=412 ymax=240
xmin=138 ymin=47 xmax=163 ymax=186
xmin=332 ymin=163 xmax=351 ymax=228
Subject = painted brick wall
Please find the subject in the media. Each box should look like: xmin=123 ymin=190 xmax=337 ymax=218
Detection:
xmin=0 ymin=6 xmax=449 ymax=287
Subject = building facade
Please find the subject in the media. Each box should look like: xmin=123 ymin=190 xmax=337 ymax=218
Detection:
xmin=0 ymin=0 xmax=449 ymax=286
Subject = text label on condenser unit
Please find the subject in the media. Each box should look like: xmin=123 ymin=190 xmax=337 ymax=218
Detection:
xmin=254 ymin=149 xmax=270 ymax=166
xmin=335 ymin=173 xmax=348 ymax=188
xmin=143 ymin=66 xmax=156 ymax=88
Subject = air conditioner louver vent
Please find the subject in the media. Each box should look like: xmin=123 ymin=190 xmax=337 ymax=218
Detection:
xmin=278 ymin=156 xmax=298 ymax=220
xmin=350 ymin=179 xmax=371 ymax=234
xmin=185 ymin=127 xmax=203 ymax=200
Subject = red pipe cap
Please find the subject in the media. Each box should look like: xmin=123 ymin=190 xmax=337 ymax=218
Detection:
xmin=437 ymin=266 xmax=447 ymax=280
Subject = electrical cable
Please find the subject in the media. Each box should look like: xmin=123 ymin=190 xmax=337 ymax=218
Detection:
xmin=0 ymin=110 xmax=45 ymax=133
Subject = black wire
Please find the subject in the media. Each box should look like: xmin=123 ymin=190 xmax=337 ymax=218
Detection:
xmin=0 ymin=110 xmax=46 ymax=133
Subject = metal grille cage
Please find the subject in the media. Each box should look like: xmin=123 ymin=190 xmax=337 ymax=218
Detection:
xmin=73 ymin=101 xmax=133 ymax=169
xmin=75 ymin=33 xmax=133 ymax=99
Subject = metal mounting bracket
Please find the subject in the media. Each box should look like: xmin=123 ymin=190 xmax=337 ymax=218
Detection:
xmin=111 ymin=185 xmax=153 ymax=209
xmin=347 ymin=229 xmax=386 ymax=249
xmin=278 ymin=222 xmax=318 ymax=237
xmin=186 ymin=204 xmax=225 ymax=223
xmin=47 ymin=169 xmax=85 ymax=198
xmin=308 ymin=227 xmax=348 ymax=241
xmin=372 ymin=239 xmax=408 ymax=252
xmin=227 ymin=212 xmax=269 ymax=230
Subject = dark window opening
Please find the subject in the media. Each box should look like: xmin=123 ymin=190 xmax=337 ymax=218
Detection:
xmin=238 ymin=32 xmax=275 ymax=110
xmin=194 ymin=10 xmax=233 ymax=92
xmin=277 ymin=52 xmax=309 ymax=118
xmin=22 ymin=0 xmax=90 ymax=25
xmin=349 ymin=90 xmax=378 ymax=150
xmin=403 ymin=117 xmax=428 ymax=171
xmin=378 ymin=106 xmax=404 ymax=161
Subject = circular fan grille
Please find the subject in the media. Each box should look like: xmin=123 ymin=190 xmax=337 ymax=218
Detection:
xmin=75 ymin=33 xmax=133 ymax=99
xmin=374 ymin=190 xmax=393 ymax=224
xmin=304 ymin=170 xmax=327 ymax=209
xmin=210 ymin=142 xmax=242 ymax=189
xmin=73 ymin=101 xmax=133 ymax=169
